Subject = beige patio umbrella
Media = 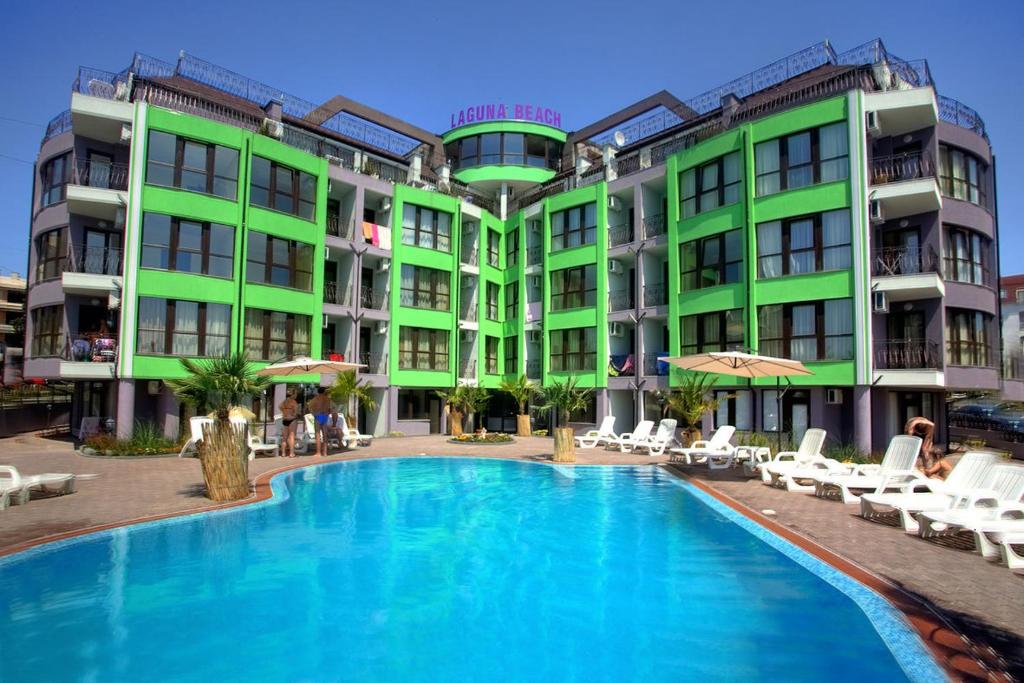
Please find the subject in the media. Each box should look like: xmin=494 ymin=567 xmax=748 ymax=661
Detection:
xmin=256 ymin=357 xmax=365 ymax=376
xmin=662 ymin=351 xmax=813 ymax=449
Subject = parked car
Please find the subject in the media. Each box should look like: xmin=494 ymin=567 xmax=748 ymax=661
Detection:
xmin=948 ymin=399 xmax=1004 ymax=429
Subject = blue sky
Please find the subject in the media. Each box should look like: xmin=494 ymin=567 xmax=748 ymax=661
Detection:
xmin=1 ymin=0 xmax=1021 ymax=276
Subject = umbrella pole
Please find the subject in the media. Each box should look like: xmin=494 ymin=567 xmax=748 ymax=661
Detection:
xmin=776 ymin=376 xmax=782 ymax=453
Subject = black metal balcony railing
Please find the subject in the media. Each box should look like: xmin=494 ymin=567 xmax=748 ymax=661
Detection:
xmin=72 ymin=158 xmax=129 ymax=191
xmin=526 ymin=245 xmax=542 ymax=266
xmin=71 ymin=246 xmax=122 ymax=276
xmin=359 ymin=286 xmax=387 ymax=310
xmin=64 ymin=334 xmax=118 ymax=363
xmin=323 ymin=282 xmax=352 ymax=306
xmin=871 ymin=246 xmax=940 ymax=277
xmin=326 ymin=214 xmax=341 ymax=237
xmin=643 ymin=282 xmax=667 ymax=308
xmin=608 ymin=291 xmax=634 ymax=312
xmin=608 ymin=223 xmax=634 ymax=247
xmin=873 ymin=340 xmax=941 ymax=370
xmin=870 ymin=151 xmax=933 ymax=185
xmin=359 ymin=351 xmax=387 ymax=375
xmin=642 ymin=213 xmax=666 ymax=239
xmin=461 ymin=249 xmax=479 ymax=266
xmin=643 ymin=352 xmax=669 ymax=376
xmin=616 ymin=154 xmax=641 ymax=177
xmin=526 ymin=358 xmax=541 ymax=378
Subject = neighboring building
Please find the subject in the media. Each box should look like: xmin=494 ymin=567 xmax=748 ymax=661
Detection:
xmin=999 ymin=274 xmax=1024 ymax=382
xmin=0 ymin=272 xmax=27 ymax=385
xmin=22 ymin=39 xmax=1000 ymax=451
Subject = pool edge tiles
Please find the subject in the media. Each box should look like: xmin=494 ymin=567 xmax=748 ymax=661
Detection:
xmin=657 ymin=469 xmax=948 ymax=683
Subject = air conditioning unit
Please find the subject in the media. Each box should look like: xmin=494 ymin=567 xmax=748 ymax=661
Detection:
xmin=609 ymin=322 xmax=624 ymax=337
xmin=866 ymin=111 xmax=881 ymax=137
xmin=376 ymin=321 xmax=388 ymax=335
xmin=528 ymin=330 xmax=544 ymax=343
xmin=608 ymin=260 xmax=623 ymax=275
xmin=869 ymin=199 xmax=884 ymax=224
xmin=530 ymin=275 xmax=542 ymax=289
xmin=322 ymin=314 xmax=330 ymax=329
xmin=826 ymin=388 xmax=843 ymax=405
xmin=375 ymin=259 xmax=390 ymax=273
xmin=608 ymin=196 xmax=622 ymax=211
xmin=872 ymin=290 xmax=889 ymax=313
xmin=261 ymin=118 xmax=284 ymax=140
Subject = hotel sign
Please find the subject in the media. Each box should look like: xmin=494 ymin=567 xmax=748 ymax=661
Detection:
xmin=449 ymin=104 xmax=562 ymax=130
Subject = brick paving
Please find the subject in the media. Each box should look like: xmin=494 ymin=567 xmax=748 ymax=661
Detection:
xmin=1 ymin=434 xmax=1022 ymax=679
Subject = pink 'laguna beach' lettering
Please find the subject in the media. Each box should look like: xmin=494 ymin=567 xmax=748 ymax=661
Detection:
xmin=448 ymin=103 xmax=563 ymax=129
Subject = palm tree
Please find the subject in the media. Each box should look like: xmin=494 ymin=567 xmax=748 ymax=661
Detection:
xmin=327 ymin=371 xmax=377 ymax=428
xmin=167 ymin=352 xmax=269 ymax=502
xmin=662 ymin=372 xmax=724 ymax=445
xmin=500 ymin=374 xmax=538 ymax=436
xmin=435 ymin=387 xmax=462 ymax=436
xmin=435 ymin=385 xmax=489 ymax=435
xmin=534 ymin=377 xmax=593 ymax=463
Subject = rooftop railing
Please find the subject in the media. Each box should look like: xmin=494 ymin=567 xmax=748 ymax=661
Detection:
xmin=43 ymin=110 xmax=72 ymax=143
xmin=938 ymin=96 xmax=988 ymax=140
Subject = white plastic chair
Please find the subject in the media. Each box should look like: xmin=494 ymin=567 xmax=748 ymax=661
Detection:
xmin=575 ymin=416 xmax=618 ymax=449
xmin=612 ymin=420 xmax=654 ymax=453
xmin=812 ymin=435 xmax=925 ymax=504
xmin=668 ymin=425 xmax=736 ymax=466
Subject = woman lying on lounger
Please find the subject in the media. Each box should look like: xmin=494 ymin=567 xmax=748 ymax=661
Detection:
xmin=904 ymin=417 xmax=952 ymax=479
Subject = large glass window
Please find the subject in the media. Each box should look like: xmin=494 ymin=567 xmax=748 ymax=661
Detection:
xmin=140 ymin=213 xmax=234 ymax=278
xmin=943 ymin=225 xmax=990 ymax=286
xmin=30 ymin=305 xmax=63 ymax=357
xmin=446 ymin=133 xmax=563 ymax=170
xmin=486 ymin=282 xmax=500 ymax=321
xmin=40 ymin=153 xmax=70 ymax=207
xmin=680 ymin=229 xmax=742 ymax=291
xmin=244 ymin=309 xmax=311 ymax=360
xmin=938 ymin=145 xmax=985 ymax=207
xmin=399 ymin=264 xmax=450 ymax=311
xmin=680 ymin=152 xmax=742 ymax=218
xmin=550 ymin=327 xmax=596 ymax=372
xmin=504 ymin=335 xmax=518 ymax=374
xmin=506 ymin=228 xmax=519 ymax=267
xmin=487 ymin=229 xmax=501 ymax=267
xmin=505 ymin=281 xmax=519 ymax=320
xmin=680 ymin=310 xmax=744 ymax=354
xmin=754 ymin=122 xmax=848 ymax=196
xmin=35 ymin=228 xmax=67 ymax=281
xmin=246 ymin=232 xmax=313 ymax=290
xmin=137 ymin=298 xmax=231 ymax=357
xmin=550 ymin=265 xmax=597 ymax=311
xmin=756 ymin=210 xmax=851 ymax=278
xmin=398 ymin=326 xmax=449 ymax=371
xmin=946 ymin=309 xmax=992 ymax=367
xmin=146 ymin=130 xmax=239 ymax=200
xmin=758 ymin=299 xmax=853 ymax=361
xmin=550 ymin=203 xmax=597 ymax=251
xmin=401 ymin=204 xmax=452 ymax=252
xmin=485 ymin=336 xmax=500 ymax=374
xmin=249 ymin=156 xmax=316 ymax=220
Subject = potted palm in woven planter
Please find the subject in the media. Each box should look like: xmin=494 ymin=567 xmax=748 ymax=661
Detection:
xmin=534 ymin=377 xmax=593 ymax=463
xmin=500 ymin=374 xmax=538 ymax=437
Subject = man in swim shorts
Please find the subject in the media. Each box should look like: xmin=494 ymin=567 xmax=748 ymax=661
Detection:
xmin=309 ymin=387 xmax=333 ymax=458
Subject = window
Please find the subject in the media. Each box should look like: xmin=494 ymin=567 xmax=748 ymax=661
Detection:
xmin=715 ymin=389 xmax=753 ymax=431
xmin=146 ymin=130 xmax=239 ymax=200
xmin=244 ymin=309 xmax=312 ymax=361
xmin=30 ymin=305 xmax=63 ymax=357
xmin=485 ymin=336 xmax=499 ymax=374
xmin=35 ymin=228 xmax=67 ymax=281
xmin=550 ymin=327 xmax=596 ymax=372
xmin=756 ymin=210 xmax=851 ymax=278
xmin=399 ymin=265 xmax=450 ymax=311
xmin=550 ymin=265 xmax=596 ymax=311
xmin=505 ymin=281 xmax=519 ymax=320
xmin=506 ymin=228 xmax=519 ymax=267
xmin=504 ymin=335 xmax=519 ymax=374
xmin=445 ymin=133 xmax=563 ymax=170
xmin=754 ymin=122 xmax=848 ymax=196
xmin=946 ymin=309 xmax=992 ymax=367
xmin=680 ymin=310 xmax=744 ymax=354
xmin=246 ymin=232 xmax=314 ymax=290
xmin=486 ymin=282 xmax=500 ymax=321
xmin=1017 ymin=289 xmax=1024 ymax=304
xmin=140 ymin=214 xmax=234 ymax=278
xmin=550 ymin=203 xmax=597 ymax=251
xmin=1018 ymin=311 xmax=1024 ymax=332
xmin=396 ymin=389 xmax=433 ymax=420
xmin=943 ymin=225 xmax=990 ymax=286
xmin=503 ymin=134 xmax=524 ymax=165
xmin=680 ymin=229 xmax=743 ymax=291
xmin=758 ymin=299 xmax=853 ymax=361
xmin=137 ymin=298 xmax=231 ymax=357
xmin=487 ymin=229 xmax=501 ymax=267
xmin=680 ymin=152 xmax=741 ymax=218
xmin=398 ymin=326 xmax=449 ymax=371
xmin=401 ymin=204 xmax=452 ymax=252
xmin=938 ymin=145 xmax=985 ymax=206
xmin=249 ymin=156 xmax=316 ymax=220
xmin=40 ymin=153 xmax=70 ymax=207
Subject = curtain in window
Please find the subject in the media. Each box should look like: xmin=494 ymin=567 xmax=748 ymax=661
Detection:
xmin=269 ymin=312 xmax=288 ymax=360
xmin=681 ymin=317 xmax=697 ymax=353
xmin=786 ymin=133 xmax=813 ymax=188
xmin=824 ymin=299 xmax=853 ymax=359
xmin=754 ymin=142 xmax=780 ymax=196
xmin=757 ymin=222 xmax=782 ymax=279
xmin=700 ymin=162 xmax=719 ymax=212
xmin=681 ymin=169 xmax=697 ymax=217
xmin=206 ymin=304 xmax=230 ymax=357
xmin=722 ymin=152 xmax=741 ymax=205
xmin=822 ymin=210 xmax=851 ymax=271
xmin=172 ymin=301 xmax=199 ymax=356
xmin=758 ymin=305 xmax=783 ymax=357
xmin=762 ymin=390 xmax=780 ymax=432
xmin=137 ymin=297 xmax=166 ymax=354
xmin=702 ymin=314 xmax=721 ymax=351
xmin=244 ymin=311 xmax=264 ymax=358
xmin=788 ymin=220 xmax=815 ymax=274
xmin=790 ymin=304 xmax=817 ymax=361
xmin=735 ymin=390 xmax=752 ymax=431
xmin=818 ymin=122 xmax=849 ymax=182
xmin=292 ymin=316 xmax=310 ymax=356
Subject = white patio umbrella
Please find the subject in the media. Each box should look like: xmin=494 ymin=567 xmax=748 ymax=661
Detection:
xmin=256 ymin=357 xmax=365 ymax=377
xmin=662 ymin=351 xmax=813 ymax=450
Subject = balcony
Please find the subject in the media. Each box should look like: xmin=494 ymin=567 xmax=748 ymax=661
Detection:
xmin=326 ymin=214 xmax=354 ymax=239
xmin=870 ymin=246 xmax=944 ymax=301
xmin=61 ymin=334 xmax=117 ymax=379
xmin=323 ymin=282 xmax=352 ymax=307
xmin=459 ymin=302 xmax=478 ymax=322
xmin=863 ymin=88 xmax=938 ymax=137
xmin=642 ymin=282 xmax=667 ymax=308
xmin=62 ymin=246 xmax=123 ymax=296
xmin=459 ymin=358 xmax=476 ymax=378
xmin=526 ymin=358 xmax=541 ymax=379
xmin=642 ymin=213 xmax=666 ymax=239
xmin=609 ymin=223 xmax=634 ymax=247
xmin=359 ymin=351 xmax=388 ymax=375
xmin=872 ymin=340 xmax=943 ymax=387
xmin=869 ymin=152 xmax=941 ymax=221
xmin=608 ymin=291 xmax=634 ymax=312
xmin=643 ymin=352 xmax=669 ymax=376
xmin=526 ymin=245 xmax=542 ymax=268
xmin=66 ymin=158 xmax=130 ymax=221
xmin=70 ymin=91 xmax=133 ymax=144
xmin=461 ymin=248 xmax=480 ymax=267
xmin=359 ymin=286 xmax=388 ymax=311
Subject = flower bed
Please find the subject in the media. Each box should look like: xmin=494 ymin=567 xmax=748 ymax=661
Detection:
xmin=448 ymin=433 xmax=515 ymax=445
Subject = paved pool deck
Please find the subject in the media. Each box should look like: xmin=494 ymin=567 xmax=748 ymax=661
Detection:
xmin=1 ymin=433 xmax=1020 ymax=681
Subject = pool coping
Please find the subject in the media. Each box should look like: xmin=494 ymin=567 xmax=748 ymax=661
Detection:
xmin=0 ymin=455 xmax=1003 ymax=681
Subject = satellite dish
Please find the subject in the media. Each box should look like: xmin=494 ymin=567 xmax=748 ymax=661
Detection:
xmin=613 ymin=130 xmax=626 ymax=147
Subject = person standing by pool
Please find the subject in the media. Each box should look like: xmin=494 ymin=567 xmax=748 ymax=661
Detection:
xmin=309 ymin=387 xmax=333 ymax=458
xmin=279 ymin=390 xmax=300 ymax=458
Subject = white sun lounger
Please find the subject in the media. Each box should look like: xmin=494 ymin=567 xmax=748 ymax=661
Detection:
xmin=996 ymin=532 xmax=1024 ymax=573
xmin=0 ymin=465 xmax=76 ymax=507
xmin=340 ymin=414 xmax=372 ymax=447
xmin=668 ymin=425 xmax=736 ymax=466
xmin=811 ymin=435 xmax=924 ymax=504
xmin=612 ymin=420 xmax=654 ymax=453
xmin=229 ymin=415 xmax=279 ymax=460
xmin=859 ymin=451 xmax=1000 ymax=533
xmin=633 ymin=419 xmax=678 ymax=456
xmin=759 ymin=428 xmax=829 ymax=486
xmin=179 ymin=416 xmax=214 ymax=458
xmin=575 ymin=415 xmax=618 ymax=449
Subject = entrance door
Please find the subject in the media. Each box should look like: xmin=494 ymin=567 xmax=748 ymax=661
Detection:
xmin=361 ymin=266 xmax=374 ymax=307
xmin=784 ymin=390 xmax=810 ymax=445
xmin=87 ymin=151 xmax=113 ymax=189
xmin=83 ymin=229 xmax=121 ymax=275
xmin=880 ymin=229 xmax=921 ymax=274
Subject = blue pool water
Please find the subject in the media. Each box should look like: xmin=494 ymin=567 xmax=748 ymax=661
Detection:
xmin=0 ymin=458 xmax=940 ymax=682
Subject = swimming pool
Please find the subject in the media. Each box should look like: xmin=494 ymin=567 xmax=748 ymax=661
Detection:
xmin=0 ymin=458 xmax=942 ymax=682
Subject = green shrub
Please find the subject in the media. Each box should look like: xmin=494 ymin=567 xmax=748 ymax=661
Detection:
xmin=82 ymin=420 xmax=180 ymax=456
xmin=825 ymin=442 xmax=875 ymax=464
xmin=532 ymin=429 xmax=549 ymax=437
xmin=386 ymin=431 xmax=405 ymax=438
